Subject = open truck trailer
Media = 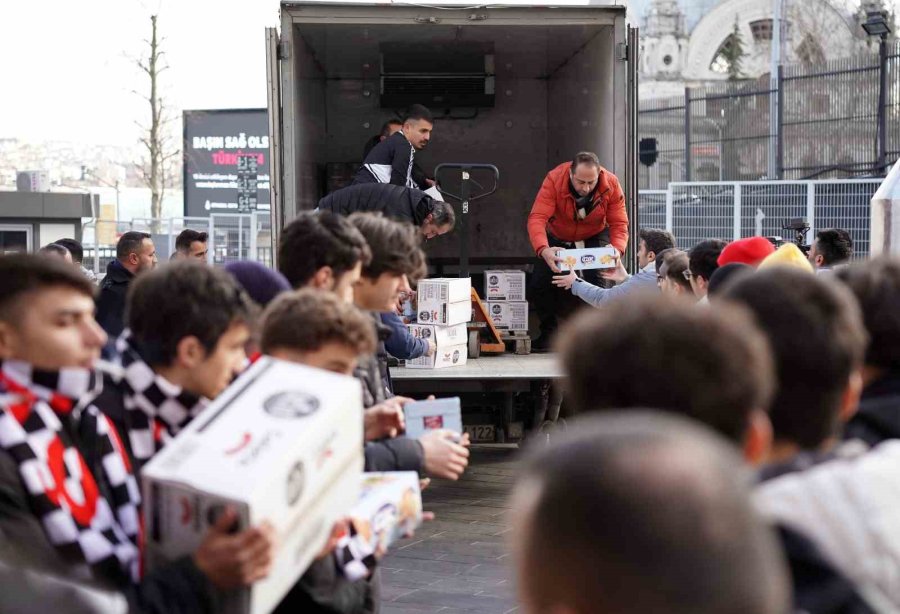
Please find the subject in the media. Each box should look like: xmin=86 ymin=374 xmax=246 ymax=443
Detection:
xmin=265 ymin=1 xmax=639 ymax=442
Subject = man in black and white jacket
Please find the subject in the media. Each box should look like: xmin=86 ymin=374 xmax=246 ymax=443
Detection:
xmin=353 ymin=104 xmax=433 ymax=189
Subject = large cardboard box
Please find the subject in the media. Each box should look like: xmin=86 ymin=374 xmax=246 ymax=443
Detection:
xmin=406 ymin=323 xmax=467 ymax=348
xmin=142 ymin=357 xmax=364 ymax=614
xmin=488 ymin=301 xmax=529 ymax=331
xmin=337 ymin=472 xmax=423 ymax=581
xmin=404 ymin=397 xmax=463 ymax=438
xmin=417 ymin=277 xmax=471 ymax=306
xmin=484 ymin=270 xmax=526 ymax=302
xmin=417 ymin=301 xmax=470 ymax=326
xmin=406 ymin=343 xmax=468 ymax=369
xmin=558 ymin=247 xmax=617 ymax=271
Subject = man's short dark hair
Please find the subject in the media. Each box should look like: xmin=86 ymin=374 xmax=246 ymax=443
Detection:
xmin=278 ymin=211 xmax=372 ymax=289
xmin=689 ymin=239 xmax=727 ymax=282
xmin=403 ymin=104 xmax=433 ymax=124
xmin=380 ymin=119 xmax=402 ymax=138
xmin=556 ymin=294 xmax=774 ymax=443
xmin=708 ymin=263 xmax=753 ymax=298
xmin=117 ymin=231 xmax=152 ymax=261
xmin=0 ymin=254 xmax=94 ymax=320
xmin=570 ymin=151 xmax=600 ymax=171
xmin=261 ymin=289 xmax=376 ymax=356
xmin=836 ymin=257 xmax=900 ymax=372
xmin=348 ymin=213 xmax=426 ymax=281
xmin=55 ymin=238 xmax=84 ymax=263
xmin=39 ymin=243 xmax=70 ymax=259
xmin=639 ymin=228 xmax=676 ymax=257
xmin=430 ymin=201 xmax=455 ymax=229
xmin=815 ymin=229 xmax=853 ymax=266
xmin=517 ymin=411 xmax=790 ymax=614
xmin=127 ymin=262 xmax=254 ymax=367
xmin=722 ymin=268 xmax=867 ymax=449
xmin=175 ymin=229 xmax=208 ymax=253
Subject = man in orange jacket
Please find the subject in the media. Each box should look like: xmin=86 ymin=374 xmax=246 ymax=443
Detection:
xmin=527 ymin=151 xmax=629 ymax=350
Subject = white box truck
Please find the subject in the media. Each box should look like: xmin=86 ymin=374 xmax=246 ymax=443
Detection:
xmin=265 ymin=1 xmax=639 ymax=264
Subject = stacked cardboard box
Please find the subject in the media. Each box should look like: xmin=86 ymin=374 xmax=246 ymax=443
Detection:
xmin=484 ymin=270 xmax=528 ymax=332
xmin=408 ymin=278 xmax=471 ymax=368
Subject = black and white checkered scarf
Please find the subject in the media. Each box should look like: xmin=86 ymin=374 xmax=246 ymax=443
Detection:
xmin=0 ymin=360 xmax=141 ymax=583
xmin=108 ymin=332 xmax=207 ymax=469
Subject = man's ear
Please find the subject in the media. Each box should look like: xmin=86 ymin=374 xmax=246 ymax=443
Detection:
xmin=175 ymin=335 xmax=206 ymax=369
xmin=423 ymin=213 xmax=434 ymax=225
xmin=838 ymin=368 xmax=864 ymax=424
xmin=697 ymin=275 xmax=710 ymax=293
xmin=0 ymin=321 xmax=18 ymax=360
xmin=743 ymin=409 xmax=774 ymax=466
xmin=647 ymin=250 xmax=657 ymax=262
xmin=815 ymin=254 xmax=826 ymax=268
xmin=309 ymin=266 xmax=335 ymax=290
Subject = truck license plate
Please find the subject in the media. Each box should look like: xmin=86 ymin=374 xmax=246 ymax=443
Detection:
xmin=464 ymin=425 xmax=495 ymax=443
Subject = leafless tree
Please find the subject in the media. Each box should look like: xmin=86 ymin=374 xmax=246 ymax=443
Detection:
xmin=135 ymin=14 xmax=180 ymax=228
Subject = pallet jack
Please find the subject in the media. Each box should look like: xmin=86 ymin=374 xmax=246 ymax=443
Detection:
xmin=433 ymin=163 xmax=530 ymax=358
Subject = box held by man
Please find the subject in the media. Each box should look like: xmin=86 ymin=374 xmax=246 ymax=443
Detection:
xmin=558 ymin=247 xmax=617 ymax=271
xmin=141 ymin=357 xmax=364 ymax=614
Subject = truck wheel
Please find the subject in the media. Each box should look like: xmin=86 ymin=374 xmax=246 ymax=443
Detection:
xmin=468 ymin=330 xmax=481 ymax=359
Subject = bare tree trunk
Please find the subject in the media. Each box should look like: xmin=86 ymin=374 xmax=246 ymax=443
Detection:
xmin=148 ymin=15 xmax=162 ymax=231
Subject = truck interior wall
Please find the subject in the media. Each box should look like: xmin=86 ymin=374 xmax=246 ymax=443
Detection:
xmin=287 ymin=16 xmax=621 ymax=259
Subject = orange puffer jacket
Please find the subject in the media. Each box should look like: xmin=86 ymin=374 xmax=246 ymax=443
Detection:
xmin=526 ymin=161 xmax=629 ymax=256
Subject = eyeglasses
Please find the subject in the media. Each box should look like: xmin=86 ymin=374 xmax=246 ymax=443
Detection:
xmin=683 ymin=270 xmax=695 ymax=280
xmin=656 ymin=275 xmax=665 ymax=283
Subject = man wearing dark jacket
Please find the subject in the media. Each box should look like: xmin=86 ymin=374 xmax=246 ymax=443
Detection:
xmin=838 ymin=258 xmax=900 ymax=446
xmin=95 ymin=231 xmax=157 ymax=339
xmin=0 ymin=255 xmax=272 ymax=614
xmin=318 ymin=183 xmax=455 ymax=240
xmin=353 ymin=104 xmax=433 ymax=188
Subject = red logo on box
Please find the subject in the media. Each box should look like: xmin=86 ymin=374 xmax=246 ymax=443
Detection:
xmin=423 ymin=415 xmax=444 ymax=429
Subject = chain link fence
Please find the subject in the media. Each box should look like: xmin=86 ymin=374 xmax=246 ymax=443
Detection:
xmin=638 ymin=179 xmax=882 ymax=260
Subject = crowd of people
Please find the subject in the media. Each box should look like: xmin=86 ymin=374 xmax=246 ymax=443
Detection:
xmin=1 ymin=119 xmax=897 ymax=614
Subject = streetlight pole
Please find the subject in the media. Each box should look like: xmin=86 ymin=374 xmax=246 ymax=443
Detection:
xmin=862 ymin=9 xmax=892 ymax=175
xmin=768 ymin=0 xmax=784 ymax=179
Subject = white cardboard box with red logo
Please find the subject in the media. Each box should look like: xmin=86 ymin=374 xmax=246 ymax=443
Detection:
xmin=406 ymin=323 xmax=467 ymax=348
xmin=416 ymin=277 xmax=471 ymax=326
xmin=141 ymin=357 xmax=364 ymax=614
xmin=406 ymin=343 xmax=468 ymax=369
xmin=557 ymin=246 xmax=617 ymax=271
xmin=484 ymin=270 xmax=526 ymax=302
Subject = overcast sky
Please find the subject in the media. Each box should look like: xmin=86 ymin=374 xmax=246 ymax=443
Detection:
xmin=0 ymin=0 xmax=892 ymax=148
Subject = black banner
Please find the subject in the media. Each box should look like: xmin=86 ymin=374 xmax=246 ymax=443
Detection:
xmin=183 ymin=109 xmax=271 ymax=217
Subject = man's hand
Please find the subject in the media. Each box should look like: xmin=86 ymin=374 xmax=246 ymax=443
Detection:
xmin=194 ymin=508 xmax=277 ymax=589
xmin=316 ymin=518 xmax=349 ymax=560
xmin=600 ymin=258 xmax=629 ymax=284
xmin=552 ymin=271 xmax=577 ymax=290
xmin=425 ymin=339 xmax=436 ymax=357
xmin=540 ymin=246 xmax=565 ymax=273
xmin=364 ymin=397 xmax=409 ymax=440
xmin=419 ymin=430 xmax=470 ymax=480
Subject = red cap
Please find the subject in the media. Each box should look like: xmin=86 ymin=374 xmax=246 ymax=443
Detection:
xmin=717 ymin=237 xmax=776 ymax=267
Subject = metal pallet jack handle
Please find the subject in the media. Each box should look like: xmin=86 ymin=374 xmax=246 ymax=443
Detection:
xmin=433 ymin=163 xmax=500 ymax=279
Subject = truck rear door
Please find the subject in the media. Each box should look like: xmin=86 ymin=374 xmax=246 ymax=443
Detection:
xmin=625 ymin=24 xmax=640 ymax=273
xmin=265 ymin=27 xmax=283 ymax=267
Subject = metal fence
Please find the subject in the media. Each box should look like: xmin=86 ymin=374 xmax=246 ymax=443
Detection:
xmin=637 ymin=179 xmax=882 ymax=260
xmin=82 ymin=212 xmax=272 ymax=277
xmin=639 ymin=41 xmax=900 ymax=189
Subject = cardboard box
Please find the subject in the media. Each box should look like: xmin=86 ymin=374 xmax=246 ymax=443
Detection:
xmin=337 ymin=472 xmax=423 ymax=581
xmin=406 ymin=323 xmax=467 ymax=348
xmin=417 ymin=277 xmax=471 ymax=306
xmin=417 ymin=301 xmax=470 ymax=326
xmin=487 ymin=301 xmax=529 ymax=331
xmin=406 ymin=343 xmax=468 ymax=369
xmin=404 ymin=397 xmax=463 ymax=438
xmin=558 ymin=247 xmax=617 ymax=271
xmin=485 ymin=270 xmax=526 ymax=302
xmin=142 ymin=357 xmax=364 ymax=614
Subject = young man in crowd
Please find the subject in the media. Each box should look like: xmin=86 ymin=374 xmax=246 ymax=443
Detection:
xmin=56 ymin=237 xmax=98 ymax=282
xmin=173 ymin=229 xmax=209 ymax=262
xmin=721 ymin=268 xmax=867 ymax=473
xmin=0 ymin=255 xmax=273 ymax=613
xmin=277 ymin=211 xmax=470 ymax=480
xmin=685 ymin=238 xmax=727 ymax=303
xmin=513 ymin=412 xmax=790 ymax=614
xmin=837 ymin=258 xmax=900 ymax=446
xmin=95 ymin=231 xmax=157 ymax=339
xmin=551 ymin=228 xmax=674 ymax=306
xmin=809 ymin=228 xmax=853 ymax=272
xmin=353 ymin=104 xmax=433 ymax=189
xmin=554 ymin=293 xmax=876 ymax=612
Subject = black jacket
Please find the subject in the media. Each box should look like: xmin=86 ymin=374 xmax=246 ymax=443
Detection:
xmin=843 ymin=373 xmax=900 ymax=447
xmin=353 ymin=131 xmax=416 ymax=188
xmin=317 ymin=183 xmax=435 ymax=227
xmin=95 ymin=260 xmax=134 ymax=340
